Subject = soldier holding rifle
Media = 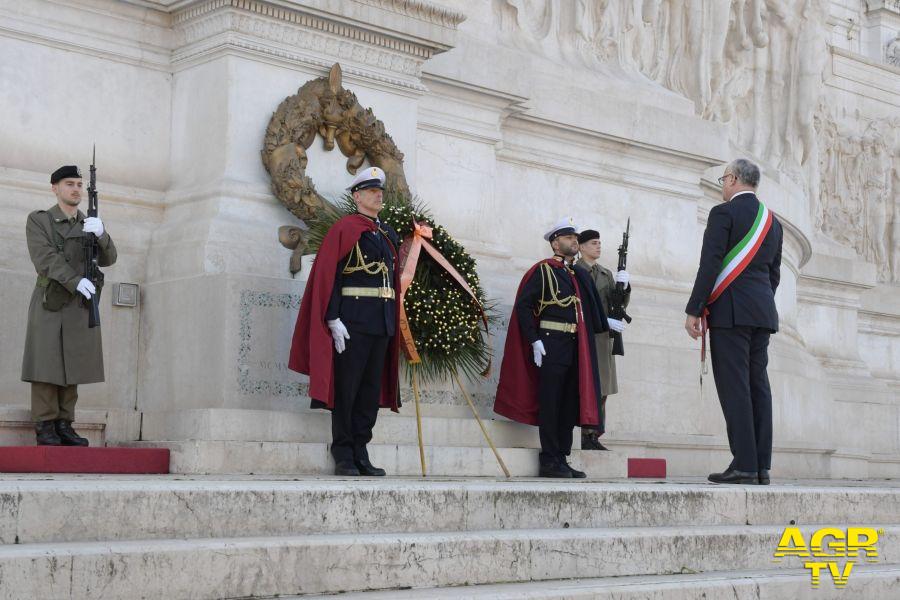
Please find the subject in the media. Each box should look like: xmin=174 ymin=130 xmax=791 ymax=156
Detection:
xmin=21 ymin=162 xmax=116 ymax=446
xmin=576 ymin=224 xmax=632 ymax=450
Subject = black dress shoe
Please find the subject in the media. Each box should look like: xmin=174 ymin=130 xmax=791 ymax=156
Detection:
xmin=708 ymin=469 xmax=758 ymax=484
xmin=758 ymin=469 xmax=770 ymax=485
xmin=562 ymin=461 xmax=587 ymax=479
xmin=55 ymin=420 xmax=89 ymax=446
xmin=334 ymin=460 xmax=360 ymax=476
xmin=354 ymin=458 xmax=386 ymax=476
xmin=539 ymin=463 xmax=573 ymax=478
xmin=35 ymin=420 xmax=62 ymax=446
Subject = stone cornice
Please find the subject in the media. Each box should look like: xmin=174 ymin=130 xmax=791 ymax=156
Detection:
xmin=498 ymin=116 xmax=716 ymax=200
xmin=829 ymin=46 xmax=900 ymax=106
xmin=352 ymin=0 xmax=466 ymax=28
xmin=864 ymin=0 xmax=900 ymax=16
xmin=0 ymin=0 xmax=174 ymax=71
xmin=163 ymin=0 xmax=465 ymax=27
xmin=173 ymin=0 xmax=461 ymax=58
xmin=859 ymin=310 xmax=900 ymax=336
xmin=170 ymin=0 xmax=464 ymax=89
xmin=172 ymin=11 xmax=425 ymax=86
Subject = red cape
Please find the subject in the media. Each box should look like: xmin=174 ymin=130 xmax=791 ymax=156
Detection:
xmin=494 ymin=259 xmax=601 ymax=426
xmin=288 ymin=214 xmax=400 ymax=412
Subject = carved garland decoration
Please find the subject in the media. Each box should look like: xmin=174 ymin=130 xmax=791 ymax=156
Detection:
xmin=262 ymin=63 xmax=410 ymax=273
xmin=261 ymin=63 xmax=494 ymax=384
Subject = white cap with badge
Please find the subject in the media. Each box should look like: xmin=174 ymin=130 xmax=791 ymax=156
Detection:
xmin=347 ymin=167 xmax=386 ymax=193
xmin=543 ymin=216 xmax=579 ymax=241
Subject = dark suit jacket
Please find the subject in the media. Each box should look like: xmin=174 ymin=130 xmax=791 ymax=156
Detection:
xmin=685 ymin=192 xmax=783 ymax=332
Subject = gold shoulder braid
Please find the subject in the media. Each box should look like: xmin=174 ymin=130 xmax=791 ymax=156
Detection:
xmin=342 ymin=242 xmax=390 ymax=289
xmin=534 ymin=262 xmax=581 ymax=320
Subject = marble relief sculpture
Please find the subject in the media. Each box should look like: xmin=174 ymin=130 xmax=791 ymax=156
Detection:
xmin=498 ymin=0 xmax=898 ymax=281
xmin=887 ymin=31 xmax=900 ymax=67
xmin=814 ymin=108 xmax=898 ymax=281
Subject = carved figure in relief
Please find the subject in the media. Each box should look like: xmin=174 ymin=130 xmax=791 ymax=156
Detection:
xmin=815 ymin=108 xmax=899 ymax=281
xmin=786 ymin=0 xmax=829 ymax=201
xmin=813 ymin=105 xmax=838 ymax=228
xmin=863 ymin=137 xmax=891 ymax=278
xmin=886 ymin=31 xmax=900 ymax=67
xmin=763 ymin=0 xmax=802 ymax=166
xmin=892 ymin=148 xmax=900 ymax=282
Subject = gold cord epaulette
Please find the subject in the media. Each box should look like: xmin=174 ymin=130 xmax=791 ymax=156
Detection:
xmin=534 ymin=262 xmax=580 ymax=320
xmin=342 ymin=242 xmax=390 ymax=288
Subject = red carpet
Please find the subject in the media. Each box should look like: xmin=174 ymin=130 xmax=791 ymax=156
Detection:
xmin=627 ymin=457 xmax=666 ymax=478
xmin=0 ymin=446 xmax=169 ymax=474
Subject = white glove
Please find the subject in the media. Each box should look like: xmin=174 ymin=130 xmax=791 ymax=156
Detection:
xmin=615 ymin=270 xmax=630 ymax=286
xmin=83 ymin=217 xmax=104 ymax=237
xmin=327 ymin=318 xmax=350 ymax=354
xmin=607 ymin=318 xmax=626 ymax=333
xmin=532 ymin=340 xmax=546 ymax=367
xmin=76 ymin=278 xmax=96 ymax=299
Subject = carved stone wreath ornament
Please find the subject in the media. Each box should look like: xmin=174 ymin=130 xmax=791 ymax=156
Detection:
xmin=261 ymin=63 xmax=410 ymax=274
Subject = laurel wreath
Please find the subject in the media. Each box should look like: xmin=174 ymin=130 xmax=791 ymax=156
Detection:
xmin=305 ymin=192 xmax=495 ymax=384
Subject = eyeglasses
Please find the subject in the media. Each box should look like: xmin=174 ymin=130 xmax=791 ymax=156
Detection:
xmin=717 ymin=173 xmax=735 ymax=186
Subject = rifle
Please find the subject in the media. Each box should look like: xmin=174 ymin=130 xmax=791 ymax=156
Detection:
xmin=83 ymin=145 xmax=102 ymax=328
xmin=609 ymin=218 xmax=631 ymax=356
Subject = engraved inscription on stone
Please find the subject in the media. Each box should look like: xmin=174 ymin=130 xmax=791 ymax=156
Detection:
xmin=237 ymin=290 xmax=308 ymax=396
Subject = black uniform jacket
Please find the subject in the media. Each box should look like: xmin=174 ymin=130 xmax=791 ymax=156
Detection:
xmin=326 ymin=216 xmax=400 ymax=336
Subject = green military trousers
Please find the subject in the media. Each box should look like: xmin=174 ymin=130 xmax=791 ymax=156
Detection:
xmin=31 ymin=382 xmax=78 ymax=422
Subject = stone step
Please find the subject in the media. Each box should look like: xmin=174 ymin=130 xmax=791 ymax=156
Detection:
xmin=2 ymin=525 xmax=897 ymax=599
xmin=4 ymin=479 xmax=900 ymax=545
xmin=121 ymin=440 xmax=628 ymax=477
xmin=0 ymin=407 xmax=106 ymax=447
xmin=297 ymin=565 xmax=900 ymax=599
xmin=140 ymin=408 xmax=541 ymax=448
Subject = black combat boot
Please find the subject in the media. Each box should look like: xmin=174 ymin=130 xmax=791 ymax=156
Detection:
xmin=35 ymin=420 xmax=62 ymax=446
xmin=581 ymin=431 xmax=609 ymax=451
xmin=55 ymin=420 xmax=89 ymax=447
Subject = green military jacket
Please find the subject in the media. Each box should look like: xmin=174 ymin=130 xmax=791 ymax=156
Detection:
xmin=21 ymin=204 xmax=117 ymax=385
xmin=576 ymin=258 xmax=630 ymax=396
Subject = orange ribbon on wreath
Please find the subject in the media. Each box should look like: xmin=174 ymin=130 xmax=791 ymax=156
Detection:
xmin=397 ymin=221 xmax=489 ymax=369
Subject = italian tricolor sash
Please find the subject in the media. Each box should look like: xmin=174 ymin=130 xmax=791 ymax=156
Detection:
xmin=701 ymin=201 xmax=773 ymax=373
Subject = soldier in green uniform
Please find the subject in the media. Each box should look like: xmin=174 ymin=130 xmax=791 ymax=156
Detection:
xmin=576 ymin=229 xmax=630 ymax=450
xmin=21 ymin=165 xmax=117 ymax=446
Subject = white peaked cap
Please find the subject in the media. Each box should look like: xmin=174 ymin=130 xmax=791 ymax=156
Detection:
xmin=543 ymin=216 xmax=578 ymax=241
xmin=347 ymin=166 xmax=386 ymax=192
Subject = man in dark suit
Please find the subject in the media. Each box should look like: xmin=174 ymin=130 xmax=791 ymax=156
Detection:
xmin=685 ymin=159 xmax=783 ymax=485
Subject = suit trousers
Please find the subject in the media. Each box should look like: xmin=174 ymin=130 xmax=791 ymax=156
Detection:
xmin=31 ymin=382 xmax=77 ymax=422
xmin=537 ymin=331 xmax=580 ymax=464
xmin=709 ymin=326 xmax=773 ymax=472
xmin=331 ymin=330 xmax=390 ymax=464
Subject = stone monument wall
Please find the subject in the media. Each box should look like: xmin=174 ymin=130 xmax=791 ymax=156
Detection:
xmin=0 ymin=0 xmax=897 ymax=476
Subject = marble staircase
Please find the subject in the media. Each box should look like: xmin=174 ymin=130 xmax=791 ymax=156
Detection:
xmin=1 ymin=476 xmax=899 ymax=599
